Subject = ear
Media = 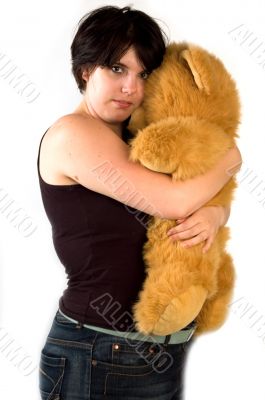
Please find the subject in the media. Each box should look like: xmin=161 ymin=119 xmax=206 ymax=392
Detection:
xmin=81 ymin=67 xmax=89 ymax=82
xmin=180 ymin=47 xmax=214 ymax=95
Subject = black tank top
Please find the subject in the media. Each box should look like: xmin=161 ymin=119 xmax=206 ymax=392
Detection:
xmin=37 ymin=127 xmax=151 ymax=331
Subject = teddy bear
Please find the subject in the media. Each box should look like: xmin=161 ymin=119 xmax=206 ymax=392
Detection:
xmin=127 ymin=42 xmax=241 ymax=336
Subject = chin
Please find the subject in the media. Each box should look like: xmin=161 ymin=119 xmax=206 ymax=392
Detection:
xmin=110 ymin=113 xmax=131 ymax=123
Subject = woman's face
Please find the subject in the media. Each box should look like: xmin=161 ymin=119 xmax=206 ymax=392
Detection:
xmin=82 ymin=47 xmax=149 ymax=128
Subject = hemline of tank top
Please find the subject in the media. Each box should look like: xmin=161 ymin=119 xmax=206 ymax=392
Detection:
xmin=58 ymin=299 xmax=138 ymax=333
xmin=58 ymin=303 xmax=197 ymax=333
xmin=58 ymin=307 xmax=139 ymax=334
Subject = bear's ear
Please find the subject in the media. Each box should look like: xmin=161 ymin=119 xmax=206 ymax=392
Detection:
xmin=180 ymin=47 xmax=214 ymax=95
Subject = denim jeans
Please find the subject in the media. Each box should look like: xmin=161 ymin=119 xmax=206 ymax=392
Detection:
xmin=38 ymin=309 xmax=194 ymax=400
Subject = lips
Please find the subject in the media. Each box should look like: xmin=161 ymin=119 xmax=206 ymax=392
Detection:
xmin=113 ymin=99 xmax=133 ymax=108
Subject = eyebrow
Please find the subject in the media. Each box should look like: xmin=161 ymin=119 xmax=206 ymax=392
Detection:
xmin=115 ymin=62 xmax=128 ymax=68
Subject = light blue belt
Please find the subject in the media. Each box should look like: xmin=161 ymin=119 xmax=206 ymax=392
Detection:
xmin=58 ymin=308 xmax=196 ymax=345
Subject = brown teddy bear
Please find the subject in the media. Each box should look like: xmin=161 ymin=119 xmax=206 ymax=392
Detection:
xmin=128 ymin=42 xmax=241 ymax=336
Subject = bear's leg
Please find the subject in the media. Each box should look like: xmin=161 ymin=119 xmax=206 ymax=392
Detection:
xmin=133 ymin=277 xmax=208 ymax=336
xmin=195 ymin=252 xmax=235 ymax=334
xmin=133 ymin=256 xmax=217 ymax=336
xmin=152 ymin=285 xmax=208 ymax=335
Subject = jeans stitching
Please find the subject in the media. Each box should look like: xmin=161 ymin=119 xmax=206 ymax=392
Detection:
xmin=39 ymin=355 xmax=66 ymax=400
xmin=91 ymin=358 xmax=156 ymax=370
xmin=104 ymin=369 xmax=154 ymax=395
xmin=47 ymin=365 xmax=65 ymax=400
xmin=47 ymin=336 xmax=93 ymax=350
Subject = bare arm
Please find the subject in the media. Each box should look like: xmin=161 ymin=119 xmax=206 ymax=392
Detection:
xmin=56 ymin=116 xmax=242 ymax=219
xmin=178 ymin=150 xmax=241 ymax=218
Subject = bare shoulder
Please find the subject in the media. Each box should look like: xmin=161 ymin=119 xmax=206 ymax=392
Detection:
xmin=39 ymin=113 xmax=94 ymax=185
xmin=46 ymin=113 xmax=91 ymax=138
xmin=47 ymin=112 xmax=117 ymax=145
xmin=39 ymin=112 xmax=128 ymax=186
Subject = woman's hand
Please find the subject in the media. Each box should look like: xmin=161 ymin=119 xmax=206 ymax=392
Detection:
xmin=167 ymin=205 xmax=230 ymax=253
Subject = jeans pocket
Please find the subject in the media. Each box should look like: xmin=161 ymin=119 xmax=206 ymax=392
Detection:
xmin=111 ymin=341 xmax=164 ymax=369
xmin=55 ymin=311 xmax=78 ymax=328
xmin=39 ymin=349 xmax=66 ymax=400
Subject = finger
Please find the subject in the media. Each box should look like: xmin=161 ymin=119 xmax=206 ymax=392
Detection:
xmin=176 ymin=218 xmax=186 ymax=224
xmin=168 ymin=221 xmax=201 ymax=236
xmin=202 ymin=237 xmax=212 ymax=253
xmin=179 ymin=231 xmax=208 ymax=248
xmin=169 ymin=229 xmax=196 ymax=241
xmin=168 ymin=225 xmax=202 ymax=240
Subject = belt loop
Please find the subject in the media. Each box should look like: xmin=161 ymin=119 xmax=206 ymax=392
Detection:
xmin=76 ymin=321 xmax=84 ymax=329
xmin=163 ymin=334 xmax=171 ymax=347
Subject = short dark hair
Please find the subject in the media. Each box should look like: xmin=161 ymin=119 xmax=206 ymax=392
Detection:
xmin=70 ymin=5 xmax=168 ymax=93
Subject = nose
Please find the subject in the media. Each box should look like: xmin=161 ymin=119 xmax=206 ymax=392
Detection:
xmin=121 ymin=74 xmax=137 ymax=95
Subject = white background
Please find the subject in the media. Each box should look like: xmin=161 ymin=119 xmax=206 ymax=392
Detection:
xmin=0 ymin=0 xmax=265 ymax=399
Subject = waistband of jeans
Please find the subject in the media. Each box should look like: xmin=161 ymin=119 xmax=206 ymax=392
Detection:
xmin=58 ymin=308 xmax=196 ymax=345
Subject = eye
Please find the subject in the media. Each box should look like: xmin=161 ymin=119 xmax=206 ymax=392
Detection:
xmin=140 ymin=71 xmax=150 ymax=80
xmin=111 ymin=65 xmax=123 ymax=74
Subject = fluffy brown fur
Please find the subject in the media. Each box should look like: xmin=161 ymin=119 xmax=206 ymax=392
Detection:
xmin=128 ymin=42 xmax=241 ymax=335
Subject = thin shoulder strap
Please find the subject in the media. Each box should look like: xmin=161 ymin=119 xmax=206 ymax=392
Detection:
xmin=37 ymin=128 xmax=50 ymax=174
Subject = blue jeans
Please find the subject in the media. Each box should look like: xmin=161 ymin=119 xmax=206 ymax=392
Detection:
xmin=38 ymin=309 xmax=194 ymax=399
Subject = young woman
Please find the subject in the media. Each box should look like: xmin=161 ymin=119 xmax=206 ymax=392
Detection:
xmin=37 ymin=6 xmax=241 ymax=400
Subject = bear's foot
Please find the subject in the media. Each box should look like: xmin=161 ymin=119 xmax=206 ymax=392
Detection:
xmin=195 ymin=289 xmax=233 ymax=334
xmin=152 ymin=285 xmax=208 ymax=335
